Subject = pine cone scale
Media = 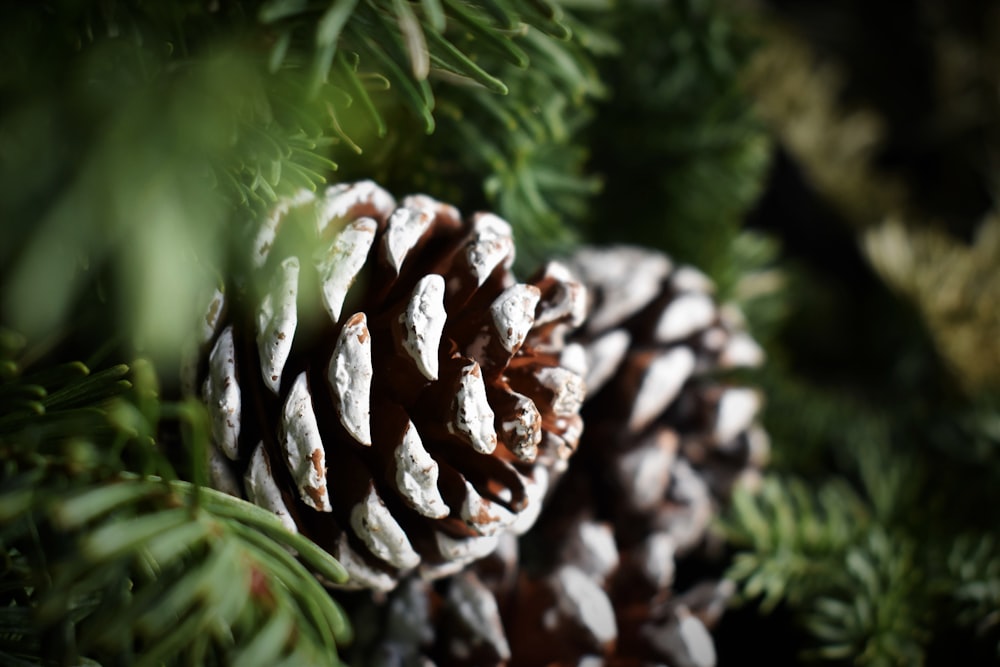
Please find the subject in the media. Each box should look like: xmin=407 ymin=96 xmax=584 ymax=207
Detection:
xmin=197 ymin=180 xmax=588 ymax=589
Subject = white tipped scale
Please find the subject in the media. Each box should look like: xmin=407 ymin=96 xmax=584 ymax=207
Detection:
xmin=181 ymin=287 xmax=228 ymax=397
xmin=560 ymin=342 xmax=588 ymax=377
xmin=446 ymin=572 xmax=512 ymax=662
xmin=315 ymin=180 xmax=396 ymax=236
xmin=198 ymin=288 xmax=226 ymax=345
xmin=714 ymin=388 xmax=761 ymax=445
xmin=645 ymin=608 xmax=716 ymax=667
xmin=257 ymin=257 xmax=300 ymax=394
xmin=720 ymin=331 xmax=765 ymax=368
xmin=509 ymin=467 xmax=549 ymax=535
xmin=747 ymin=425 xmax=771 ymax=467
xmin=203 ymin=326 xmax=240 ymax=460
xmin=329 ymin=313 xmax=373 ymax=446
xmin=330 ymin=533 xmax=398 ymax=592
xmin=655 ymin=293 xmax=717 ymax=343
xmin=399 ymin=275 xmax=447 ymax=380
xmin=316 ymin=217 xmax=377 ymax=324
xmin=663 ymin=460 xmax=713 ymax=552
xmin=434 ymin=531 xmax=501 ymax=563
xmin=207 ymin=444 xmax=241 ymax=498
xmin=628 ymin=347 xmax=696 ymax=433
xmin=567 ymin=519 xmax=619 ymax=585
xmin=402 ymin=194 xmax=461 ymax=223
xmin=252 ymin=189 xmax=315 ymax=268
xmin=553 ymin=565 xmax=618 ymax=647
xmin=570 ymin=246 xmax=671 ymax=332
xmin=448 ymin=362 xmax=497 ymax=454
xmin=583 ymin=329 xmax=631 ymax=397
xmin=280 ymin=372 xmax=331 ymax=512
xmin=671 ymin=265 xmax=715 ymax=294
xmin=385 ymin=206 xmax=434 ymax=273
xmin=617 ymin=429 xmax=678 ymax=511
xmin=466 ymin=213 xmax=515 ymax=286
xmin=395 ymin=421 xmax=449 ymax=518
xmin=350 ymin=485 xmax=421 ymax=570
xmin=535 ymin=367 xmax=585 ymax=418
xmin=700 ymin=327 xmax=729 ymax=354
xmin=244 ymin=442 xmax=298 ymax=535
xmin=491 ymin=284 xmax=541 ymax=353
xmin=533 ymin=261 xmax=588 ymax=328
xmin=500 ymin=392 xmax=542 ymax=461
xmin=461 ymin=481 xmax=516 ymax=536
xmin=638 ymin=532 xmax=677 ymax=592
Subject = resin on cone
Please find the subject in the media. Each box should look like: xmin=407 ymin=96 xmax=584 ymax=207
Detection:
xmin=191 ymin=181 xmax=588 ymax=590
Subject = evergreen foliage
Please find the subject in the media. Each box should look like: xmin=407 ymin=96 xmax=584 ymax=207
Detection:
xmin=0 ymin=333 xmax=350 ymax=665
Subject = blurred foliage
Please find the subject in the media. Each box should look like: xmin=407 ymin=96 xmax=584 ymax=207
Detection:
xmin=0 ymin=0 xmax=610 ymax=371
xmin=585 ymin=0 xmax=772 ymax=295
xmin=0 ymin=331 xmax=351 ymax=665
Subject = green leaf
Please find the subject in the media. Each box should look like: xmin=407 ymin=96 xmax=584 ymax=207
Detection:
xmin=316 ymin=0 xmax=362 ymax=47
xmin=259 ymin=0 xmax=309 ymax=23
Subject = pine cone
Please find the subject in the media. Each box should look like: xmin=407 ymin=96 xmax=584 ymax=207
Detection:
xmin=345 ymin=244 xmax=767 ymax=666
xmin=192 ymin=181 xmax=587 ymax=590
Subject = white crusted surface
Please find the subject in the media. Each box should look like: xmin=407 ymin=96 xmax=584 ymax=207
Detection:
xmin=534 ymin=261 xmax=588 ymax=327
xmin=207 ymin=443 xmax=241 ymax=497
xmin=385 ymin=205 xmax=433 ymax=273
xmin=572 ymin=520 xmax=619 ymax=583
xmin=571 ymin=246 xmax=672 ymax=332
xmin=491 ymin=284 xmax=541 ymax=353
xmin=199 ymin=288 xmax=225 ymax=345
xmin=670 ymin=265 xmax=715 ymax=294
xmin=536 ymin=367 xmax=585 ymax=417
xmin=395 ymin=420 xmax=449 ymax=518
xmin=655 ymin=293 xmax=716 ymax=343
xmin=252 ymin=189 xmax=314 ymax=268
xmin=461 ymin=481 xmax=516 ymax=536
xmin=280 ymin=372 xmax=331 ymax=512
xmin=435 ymin=531 xmax=501 ymax=563
xmin=447 ymin=572 xmax=511 ymax=661
xmin=647 ymin=610 xmax=717 ymax=667
xmin=467 ymin=213 xmax=515 ymax=286
xmin=317 ymin=217 xmax=377 ymax=324
xmin=402 ymin=193 xmax=460 ymax=221
xmin=329 ymin=313 xmax=374 ymax=446
xmin=449 ymin=362 xmax=497 ymax=454
xmin=665 ymin=460 xmax=713 ymax=552
xmin=204 ymin=326 xmax=240 ymax=460
xmin=617 ymin=430 xmax=677 ymax=511
xmin=350 ymin=485 xmax=420 ymax=570
xmin=501 ymin=392 xmax=542 ymax=461
xmin=244 ymin=442 xmax=298 ymax=534
xmin=747 ymin=425 xmax=771 ymax=467
xmin=629 ymin=348 xmax=696 ymax=432
xmin=639 ymin=532 xmax=677 ymax=592
xmin=719 ymin=331 xmax=765 ymax=368
xmin=714 ymin=388 xmax=761 ymax=445
xmin=555 ymin=565 xmax=617 ymax=645
xmin=560 ymin=342 xmax=588 ymax=377
xmin=400 ymin=274 xmax=447 ymax=380
xmin=331 ymin=532 xmax=398 ymax=592
xmin=257 ymin=257 xmax=300 ymax=394
xmin=315 ymin=180 xmax=395 ymax=236
xmin=583 ymin=329 xmax=630 ymax=397
xmin=510 ymin=467 xmax=549 ymax=535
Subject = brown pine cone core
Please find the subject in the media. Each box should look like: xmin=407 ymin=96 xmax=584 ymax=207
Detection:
xmin=192 ymin=181 xmax=587 ymax=590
